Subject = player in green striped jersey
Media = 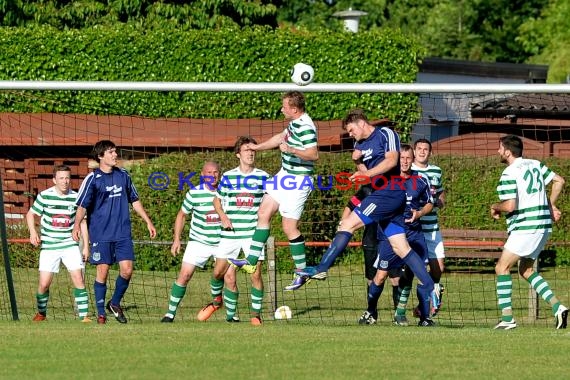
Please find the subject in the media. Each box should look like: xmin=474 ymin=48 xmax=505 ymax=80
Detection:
xmin=26 ymin=165 xmax=91 ymax=322
xmin=492 ymin=135 xmax=567 ymax=330
xmin=229 ymin=91 xmax=319 ymax=292
xmin=161 ymin=161 xmax=222 ymax=323
xmin=197 ymin=136 xmax=270 ymax=325
xmin=412 ymin=138 xmax=445 ymax=314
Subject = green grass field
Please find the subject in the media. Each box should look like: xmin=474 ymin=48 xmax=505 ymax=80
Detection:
xmin=2 ymin=260 xmax=570 ymax=379
xmin=1 ymin=321 xmax=568 ymax=379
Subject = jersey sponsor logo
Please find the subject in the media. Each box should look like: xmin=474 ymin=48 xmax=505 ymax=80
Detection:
xmin=105 ymin=185 xmax=123 ymax=198
xmin=51 ymin=214 xmax=71 ymax=228
xmin=361 ymin=148 xmax=373 ymax=161
xmin=205 ymin=210 xmax=220 ymax=224
xmin=236 ymin=192 xmax=255 ymax=208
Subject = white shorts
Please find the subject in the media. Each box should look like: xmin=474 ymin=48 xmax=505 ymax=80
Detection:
xmin=265 ymin=168 xmax=312 ymax=220
xmin=216 ymin=237 xmax=265 ymax=261
xmin=182 ymin=240 xmax=219 ymax=268
xmin=423 ymin=230 xmax=445 ymax=259
xmin=39 ymin=246 xmax=84 ymax=273
xmin=504 ymin=232 xmax=550 ymax=260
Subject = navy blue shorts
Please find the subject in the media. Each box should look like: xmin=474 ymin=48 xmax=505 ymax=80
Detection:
xmin=353 ymin=188 xmax=406 ymax=237
xmin=89 ymin=239 xmax=135 ymax=265
xmin=374 ymin=242 xmax=405 ymax=271
xmin=375 ymin=228 xmax=428 ymax=271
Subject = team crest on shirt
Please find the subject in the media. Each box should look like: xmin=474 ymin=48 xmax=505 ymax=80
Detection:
xmin=236 ymin=192 xmax=254 ymax=208
xmin=205 ymin=210 xmax=220 ymax=224
xmin=51 ymin=214 xmax=71 ymax=228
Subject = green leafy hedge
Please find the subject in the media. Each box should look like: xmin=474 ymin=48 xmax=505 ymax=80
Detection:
xmin=0 ymin=24 xmax=421 ymax=135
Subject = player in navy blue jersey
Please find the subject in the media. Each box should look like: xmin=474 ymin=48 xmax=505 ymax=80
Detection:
xmin=72 ymin=140 xmax=156 ymax=324
xmin=358 ymin=144 xmax=435 ymax=326
xmin=295 ymin=110 xmax=435 ymax=325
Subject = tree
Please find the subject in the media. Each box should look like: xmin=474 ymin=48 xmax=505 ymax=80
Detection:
xmin=518 ymin=0 xmax=570 ymax=83
xmin=0 ymin=0 xmax=279 ymax=29
xmin=277 ymin=0 xmax=548 ymax=64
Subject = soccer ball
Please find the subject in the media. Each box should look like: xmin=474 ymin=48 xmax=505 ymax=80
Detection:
xmin=291 ymin=63 xmax=314 ymax=86
xmin=274 ymin=305 xmax=293 ymax=320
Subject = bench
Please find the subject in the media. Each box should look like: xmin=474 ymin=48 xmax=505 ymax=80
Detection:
xmin=440 ymin=228 xmax=543 ymax=319
xmin=442 ymin=228 xmax=506 ymax=259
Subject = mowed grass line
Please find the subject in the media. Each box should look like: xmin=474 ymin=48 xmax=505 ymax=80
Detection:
xmin=1 ymin=321 xmax=568 ymax=380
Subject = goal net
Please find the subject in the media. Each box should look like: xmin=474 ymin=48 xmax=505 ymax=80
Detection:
xmin=1 ymin=82 xmax=569 ymax=327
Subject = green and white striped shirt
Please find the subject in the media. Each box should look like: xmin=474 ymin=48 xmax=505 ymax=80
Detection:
xmin=217 ymin=167 xmax=269 ymax=240
xmin=30 ymin=187 xmax=79 ymax=250
xmin=497 ymin=157 xmax=554 ymax=234
xmin=411 ymin=163 xmax=443 ymax=232
xmin=281 ymin=113 xmax=317 ymax=175
xmin=181 ymin=188 xmax=221 ymax=246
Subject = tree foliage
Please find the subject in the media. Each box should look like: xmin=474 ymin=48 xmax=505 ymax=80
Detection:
xmin=0 ymin=0 xmax=278 ymax=29
xmin=279 ymin=0 xmax=548 ymax=64
xmin=518 ymin=0 xmax=570 ymax=83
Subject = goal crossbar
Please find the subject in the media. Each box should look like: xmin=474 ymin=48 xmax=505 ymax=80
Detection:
xmin=1 ymin=81 xmax=570 ymax=93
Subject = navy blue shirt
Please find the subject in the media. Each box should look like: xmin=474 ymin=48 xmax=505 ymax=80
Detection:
xmin=76 ymin=167 xmax=139 ymax=242
xmin=354 ymin=127 xmax=401 ymax=187
xmin=403 ymin=171 xmax=433 ymax=231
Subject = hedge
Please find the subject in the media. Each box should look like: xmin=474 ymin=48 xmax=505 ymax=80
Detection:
xmin=0 ymin=24 xmax=422 ymax=138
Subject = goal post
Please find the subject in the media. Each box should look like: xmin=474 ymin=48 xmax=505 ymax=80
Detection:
xmin=1 ymin=81 xmax=569 ymax=326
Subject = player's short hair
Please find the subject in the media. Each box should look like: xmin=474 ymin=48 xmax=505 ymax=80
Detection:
xmin=283 ymin=91 xmax=306 ymax=112
xmin=500 ymin=135 xmax=523 ymax=157
xmin=401 ymin=144 xmax=414 ymax=156
xmin=342 ymin=109 xmax=369 ymax=130
xmin=92 ymin=140 xmax=116 ymax=163
xmin=202 ymin=160 xmax=220 ymax=172
xmin=53 ymin=164 xmax=71 ymax=177
xmin=234 ymin=136 xmax=258 ymax=154
xmin=413 ymin=138 xmax=432 ymax=152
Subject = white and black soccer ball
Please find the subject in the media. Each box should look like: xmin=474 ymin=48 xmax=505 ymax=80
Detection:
xmin=290 ymin=63 xmax=315 ymax=86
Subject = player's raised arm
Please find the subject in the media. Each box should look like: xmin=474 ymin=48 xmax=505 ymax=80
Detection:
xmin=250 ymin=130 xmax=286 ymax=151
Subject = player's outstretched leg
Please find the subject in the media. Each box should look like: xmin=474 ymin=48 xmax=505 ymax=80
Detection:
xmin=229 ymin=228 xmax=270 ymax=274
xmin=295 ymin=231 xmax=353 ymax=280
